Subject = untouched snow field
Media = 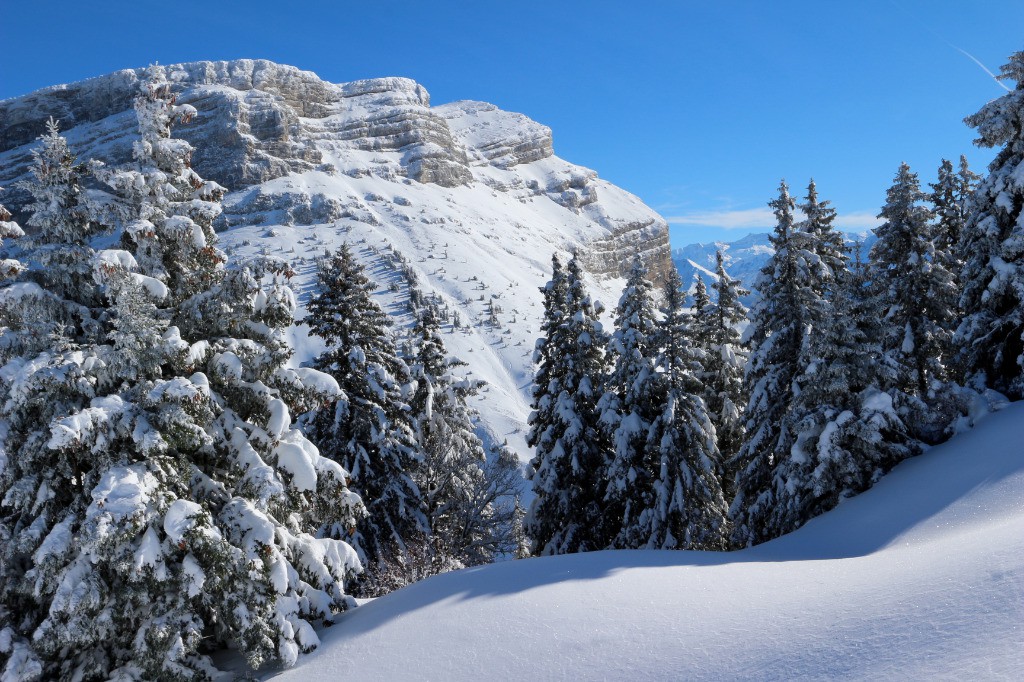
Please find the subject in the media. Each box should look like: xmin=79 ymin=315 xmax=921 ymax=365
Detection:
xmin=263 ymin=403 xmax=1024 ymax=680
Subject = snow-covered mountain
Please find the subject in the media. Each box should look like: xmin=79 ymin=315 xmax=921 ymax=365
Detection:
xmin=0 ymin=59 xmax=673 ymax=460
xmin=672 ymin=231 xmax=877 ymax=303
xmin=258 ymin=403 xmax=1024 ymax=680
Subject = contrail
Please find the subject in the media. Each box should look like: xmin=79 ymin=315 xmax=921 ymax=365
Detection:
xmin=950 ymin=45 xmax=1010 ymax=91
xmin=886 ymin=0 xmax=1010 ymax=91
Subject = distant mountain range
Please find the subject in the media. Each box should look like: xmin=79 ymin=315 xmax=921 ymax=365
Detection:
xmin=672 ymin=231 xmax=877 ymax=304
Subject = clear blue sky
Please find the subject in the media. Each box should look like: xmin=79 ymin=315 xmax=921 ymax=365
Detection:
xmin=2 ymin=1 xmax=1021 ymax=246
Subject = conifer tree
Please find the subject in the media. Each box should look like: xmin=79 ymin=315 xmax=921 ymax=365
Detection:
xmin=600 ymin=255 xmax=662 ymax=548
xmin=730 ymin=181 xmax=819 ymax=547
xmin=770 ymin=234 xmax=914 ymax=535
xmin=698 ymin=251 xmax=749 ymax=467
xmin=956 ymin=51 xmax=1024 ymax=399
xmin=798 ymin=179 xmax=847 ymax=302
xmin=527 ymin=255 xmax=568 ymax=462
xmin=870 ymin=163 xmax=956 ymax=398
xmin=0 ymin=66 xmax=363 ymax=681
xmin=303 ymin=245 xmax=427 ymax=574
xmin=408 ymin=308 xmax=518 ymax=571
xmin=691 ymin=273 xmax=710 ymax=316
xmin=0 ymin=198 xmax=23 ymax=283
xmin=526 ymin=255 xmax=610 ymax=555
xmin=3 ymin=120 xmax=105 ymax=362
xmin=643 ymin=266 xmax=728 ymax=550
xmin=930 ymin=157 xmax=978 ymax=268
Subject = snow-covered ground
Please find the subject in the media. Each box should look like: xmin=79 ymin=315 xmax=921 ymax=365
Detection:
xmin=260 ymin=403 xmax=1024 ymax=680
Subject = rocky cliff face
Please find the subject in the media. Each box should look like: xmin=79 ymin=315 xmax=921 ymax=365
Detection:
xmin=0 ymin=59 xmax=669 ymax=284
xmin=0 ymin=60 xmax=675 ymax=457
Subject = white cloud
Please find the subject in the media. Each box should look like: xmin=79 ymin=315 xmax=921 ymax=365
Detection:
xmin=836 ymin=211 xmax=883 ymax=230
xmin=664 ymin=208 xmax=775 ymax=230
xmin=665 ymin=208 xmax=882 ymax=232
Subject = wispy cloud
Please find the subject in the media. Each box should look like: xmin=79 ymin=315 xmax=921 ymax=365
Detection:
xmin=836 ymin=211 xmax=883 ymax=230
xmin=664 ymin=208 xmax=775 ymax=230
xmin=665 ymin=208 xmax=882 ymax=231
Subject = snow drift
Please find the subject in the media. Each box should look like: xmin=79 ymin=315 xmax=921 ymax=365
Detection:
xmin=262 ymin=403 xmax=1024 ymax=680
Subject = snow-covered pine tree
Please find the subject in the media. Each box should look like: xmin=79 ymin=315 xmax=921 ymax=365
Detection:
xmin=692 ymin=273 xmax=710 ymax=316
xmin=528 ymin=254 xmax=569 ymax=448
xmin=730 ymin=180 xmax=819 ymax=547
xmin=956 ymin=51 xmax=1024 ymax=400
xmin=642 ymin=266 xmax=728 ymax=550
xmin=798 ymin=179 xmax=847 ymax=301
xmin=777 ymin=248 xmax=917 ymax=529
xmin=930 ymin=156 xmax=978 ymax=271
xmin=302 ymin=244 xmax=427 ymax=578
xmin=408 ymin=308 xmax=520 ymax=572
xmin=94 ymin=67 xmax=224 ymax=308
xmin=526 ymin=255 xmax=610 ymax=555
xmin=0 ymin=197 xmax=23 ymax=282
xmin=697 ymin=251 xmax=749 ymax=469
xmin=0 ymin=66 xmax=363 ymax=680
xmin=525 ymin=256 xmax=568 ymax=552
xmin=2 ymin=120 xmax=106 ymax=363
xmin=600 ymin=255 xmax=662 ymax=548
xmin=870 ymin=163 xmax=957 ymax=399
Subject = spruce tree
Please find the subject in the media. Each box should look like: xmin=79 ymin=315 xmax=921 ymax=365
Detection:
xmin=956 ymin=51 xmax=1024 ymax=399
xmin=870 ymin=163 xmax=956 ymax=398
xmin=730 ymin=181 xmax=819 ymax=547
xmin=771 ymin=235 xmax=914 ymax=535
xmin=526 ymin=255 xmax=569 ymax=464
xmin=930 ymin=156 xmax=978 ymax=268
xmin=408 ymin=308 xmax=518 ymax=572
xmin=0 ymin=197 xmax=23 ymax=281
xmin=3 ymin=120 xmax=105 ymax=362
xmin=526 ymin=255 xmax=610 ymax=555
xmin=0 ymin=66 xmax=363 ymax=680
xmin=698 ymin=251 xmax=749 ymax=468
xmin=643 ymin=266 xmax=728 ymax=550
xmin=600 ymin=255 xmax=661 ymax=548
xmin=798 ymin=179 xmax=847 ymax=302
xmin=302 ymin=245 xmax=427 ymax=576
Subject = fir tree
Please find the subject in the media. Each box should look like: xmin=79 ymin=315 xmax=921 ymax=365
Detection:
xmin=0 ymin=194 xmax=26 ymax=297
xmin=644 ymin=266 xmax=728 ymax=550
xmin=770 ymin=237 xmax=915 ymax=535
xmin=526 ymin=255 xmax=610 ymax=555
xmin=3 ymin=120 xmax=106 ymax=361
xmin=930 ymin=156 xmax=977 ymax=269
xmin=408 ymin=309 xmax=519 ymax=572
xmin=870 ymin=163 xmax=956 ymax=398
xmin=94 ymin=67 xmax=225 ymax=308
xmin=600 ymin=255 xmax=662 ymax=548
xmin=0 ymin=66 xmax=363 ymax=680
xmin=730 ymin=181 xmax=819 ymax=547
xmin=698 ymin=251 xmax=749 ymax=468
xmin=798 ymin=179 xmax=847 ymax=302
xmin=302 ymin=245 xmax=427 ymax=576
xmin=956 ymin=51 xmax=1024 ymax=399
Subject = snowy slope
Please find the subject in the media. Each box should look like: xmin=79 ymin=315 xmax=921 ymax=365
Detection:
xmin=261 ymin=404 xmax=1024 ymax=680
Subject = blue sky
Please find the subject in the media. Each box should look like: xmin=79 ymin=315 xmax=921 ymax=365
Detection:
xmin=2 ymin=1 xmax=1021 ymax=246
